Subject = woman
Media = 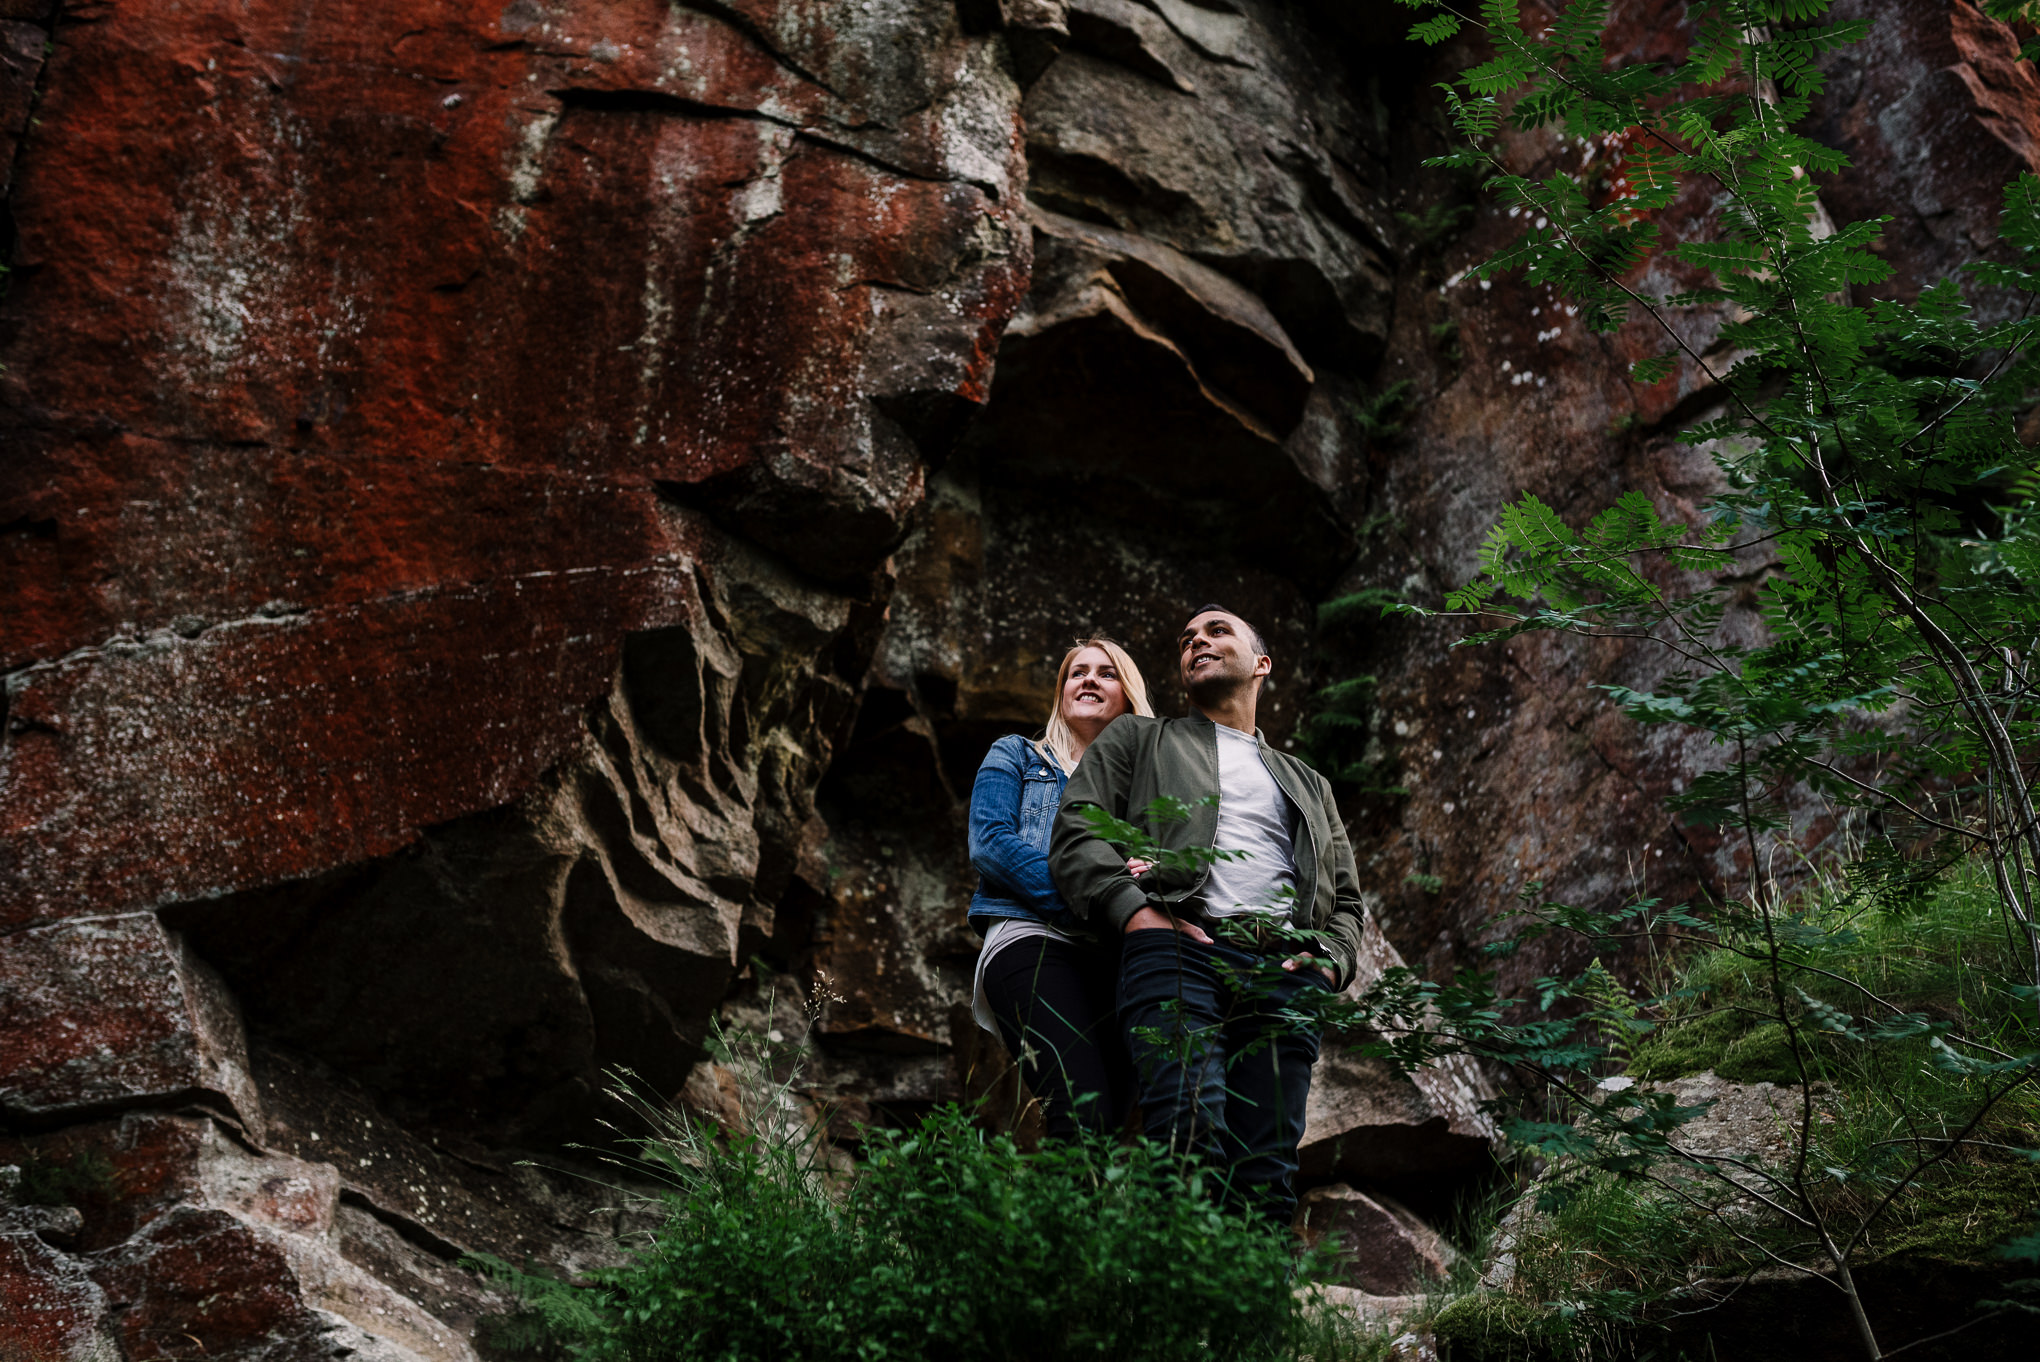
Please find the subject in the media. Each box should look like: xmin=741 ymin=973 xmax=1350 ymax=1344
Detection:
xmin=968 ymin=637 xmax=1152 ymax=1139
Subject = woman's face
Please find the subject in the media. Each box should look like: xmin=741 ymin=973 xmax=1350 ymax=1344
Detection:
xmin=1062 ymin=646 xmax=1130 ymax=727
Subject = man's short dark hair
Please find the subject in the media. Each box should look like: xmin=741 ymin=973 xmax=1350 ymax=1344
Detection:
xmin=1185 ymin=604 xmax=1268 ymax=658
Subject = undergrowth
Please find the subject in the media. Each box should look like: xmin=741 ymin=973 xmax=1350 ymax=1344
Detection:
xmin=472 ymin=1022 xmax=1385 ymax=1362
xmin=1626 ymin=860 xmax=2040 ymax=1263
xmin=1411 ymin=860 xmax=2040 ymax=1360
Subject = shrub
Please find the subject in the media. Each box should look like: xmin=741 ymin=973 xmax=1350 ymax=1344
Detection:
xmin=479 ymin=1101 xmax=1354 ymax=1362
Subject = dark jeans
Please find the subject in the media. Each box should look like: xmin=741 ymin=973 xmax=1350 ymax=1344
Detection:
xmin=1118 ymin=928 xmax=1328 ymax=1226
xmin=981 ymin=934 xmax=1132 ymax=1140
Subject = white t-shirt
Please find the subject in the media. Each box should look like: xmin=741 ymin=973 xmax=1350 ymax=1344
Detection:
xmin=1201 ymin=724 xmax=1300 ymax=918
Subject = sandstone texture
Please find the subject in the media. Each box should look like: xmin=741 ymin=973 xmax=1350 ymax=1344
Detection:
xmin=3 ymin=0 xmax=2037 ymax=1354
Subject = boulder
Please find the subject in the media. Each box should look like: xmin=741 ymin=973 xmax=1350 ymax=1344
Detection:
xmin=1296 ymin=1183 xmax=1457 ymax=1295
xmin=0 ymin=914 xmax=262 ymax=1134
xmin=1 ymin=1113 xmax=471 ymax=1362
xmin=0 ymin=1226 xmax=110 ymax=1362
xmin=1303 ymin=1282 xmax=1427 ymax=1340
xmin=1301 ymin=918 xmax=1500 ymax=1182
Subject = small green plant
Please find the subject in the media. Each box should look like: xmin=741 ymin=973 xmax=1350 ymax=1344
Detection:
xmin=1319 ymin=589 xmax=1402 ymax=630
xmin=1302 ymin=592 xmax=1409 ymax=796
xmin=1430 ymin=316 xmax=1465 ymax=365
xmin=15 ymin=1149 xmax=116 ymax=1208
xmin=1399 ymin=201 xmax=1475 ymax=255
xmin=1349 ymin=380 xmax=1417 ymax=443
xmin=1293 ymin=673 xmax=1406 ymax=795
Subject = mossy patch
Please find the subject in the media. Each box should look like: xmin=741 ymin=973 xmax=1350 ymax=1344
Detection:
xmin=1869 ymin=1162 xmax=2040 ymax=1262
xmin=1630 ymin=1010 xmax=1801 ymax=1086
xmin=1713 ymin=1022 xmax=1799 ymax=1084
xmin=1431 ymin=1294 xmax=1571 ymax=1362
xmin=1629 ymin=1009 xmax=1742 ymax=1081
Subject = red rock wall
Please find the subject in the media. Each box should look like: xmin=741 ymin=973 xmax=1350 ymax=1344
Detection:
xmin=3 ymin=0 xmax=2037 ymax=1355
xmin=2 ymin=0 xmax=1024 ymax=928
xmin=2 ymin=0 xmax=1028 ymax=1350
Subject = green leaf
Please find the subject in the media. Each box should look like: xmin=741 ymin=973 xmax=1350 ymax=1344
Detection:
xmin=1410 ymin=13 xmax=1462 ymax=45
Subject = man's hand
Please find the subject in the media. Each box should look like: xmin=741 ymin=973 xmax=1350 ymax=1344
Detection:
xmin=1124 ymin=905 xmax=1213 ymax=943
xmin=1282 ymin=952 xmax=1337 ymax=986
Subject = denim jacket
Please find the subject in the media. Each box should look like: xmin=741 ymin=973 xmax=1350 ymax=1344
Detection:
xmin=967 ymin=733 xmax=1073 ymax=933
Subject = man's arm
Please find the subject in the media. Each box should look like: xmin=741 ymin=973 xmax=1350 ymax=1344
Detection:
xmin=1317 ymin=772 xmax=1367 ymax=990
xmin=1049 ymin=719 xmax=1150 ymax=933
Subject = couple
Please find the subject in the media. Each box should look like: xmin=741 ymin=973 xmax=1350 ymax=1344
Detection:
xmin=967 ymin=605 xmax=1366 ymax=1226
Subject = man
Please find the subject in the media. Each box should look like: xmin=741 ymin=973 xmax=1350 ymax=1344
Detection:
xmin=1049 ymin=605 xmax=1366 ymax=1226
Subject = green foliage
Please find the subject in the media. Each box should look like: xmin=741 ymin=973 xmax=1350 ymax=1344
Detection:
xmin=1357 ymin=9 xmax=2040 ymax=1349
xmin=1300 ymin=589 xmax=1410 ymax=795
xmin=1335 ymin=859 xmax=2040 ymax=1257
xmin=1981 ymin=3 xmax=2040 ymax=65
xmin=1431 ymin=315 xmax=1466 ymax=365
xmin=1387 ymin=3 xmax=2040 ymax=957
xmin=1349 ymin=380 xmax=1417 ymax=442
xmin=1077 ymin=795 xmax=1249 ymax=882
xmin=1317 ymin=589 xmax=1400 ymax=629
xmin=1631 ymin=863 xmax=2040 ymax=1220
xmin=1388 ymin=866 xmax=2040 ymax=1354
xmin=1292 ymin=669 xmax=1407 ymax=796
xmin=14 ymin=1149 xmax=116 ymax=1208
xmin=1398 ymin=201 xmax=1475 ymax=255
xmin=473 ymin=1016 xmax=1370 ymax=1361
xmin=476 ymin=1104 xmax=1354 ymax=1362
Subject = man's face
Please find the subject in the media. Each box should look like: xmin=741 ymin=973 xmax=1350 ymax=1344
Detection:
xmin=1178 ymin=611 xmax=1267 ymax=696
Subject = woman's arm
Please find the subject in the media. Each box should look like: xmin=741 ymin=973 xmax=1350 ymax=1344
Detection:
xmin=967 ymin=739 xmax=1061 ymax=912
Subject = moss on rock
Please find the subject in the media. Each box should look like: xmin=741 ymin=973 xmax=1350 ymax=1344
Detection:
xmin=1870 ymin=1162 xmax=2040 ymax=1262
xmin=1430 ymin=1293 xmax=1571 ymax=1362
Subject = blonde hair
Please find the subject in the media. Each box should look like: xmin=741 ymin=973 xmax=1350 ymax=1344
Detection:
xmin=1038 ymin=637 xmax=1153 ymax=773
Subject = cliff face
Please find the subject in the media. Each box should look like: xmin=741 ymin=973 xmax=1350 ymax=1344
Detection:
xmin=2 ymin=1 xmax=2035 ymax=1356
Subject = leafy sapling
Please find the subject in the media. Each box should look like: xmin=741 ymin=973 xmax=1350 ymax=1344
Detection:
xmin=1331 ymin=2 xmax=2040 ymax=1354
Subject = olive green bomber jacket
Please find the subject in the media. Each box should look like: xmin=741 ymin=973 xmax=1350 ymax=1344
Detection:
xmin=1048 ymin=712 xmax=1368 ymax=990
